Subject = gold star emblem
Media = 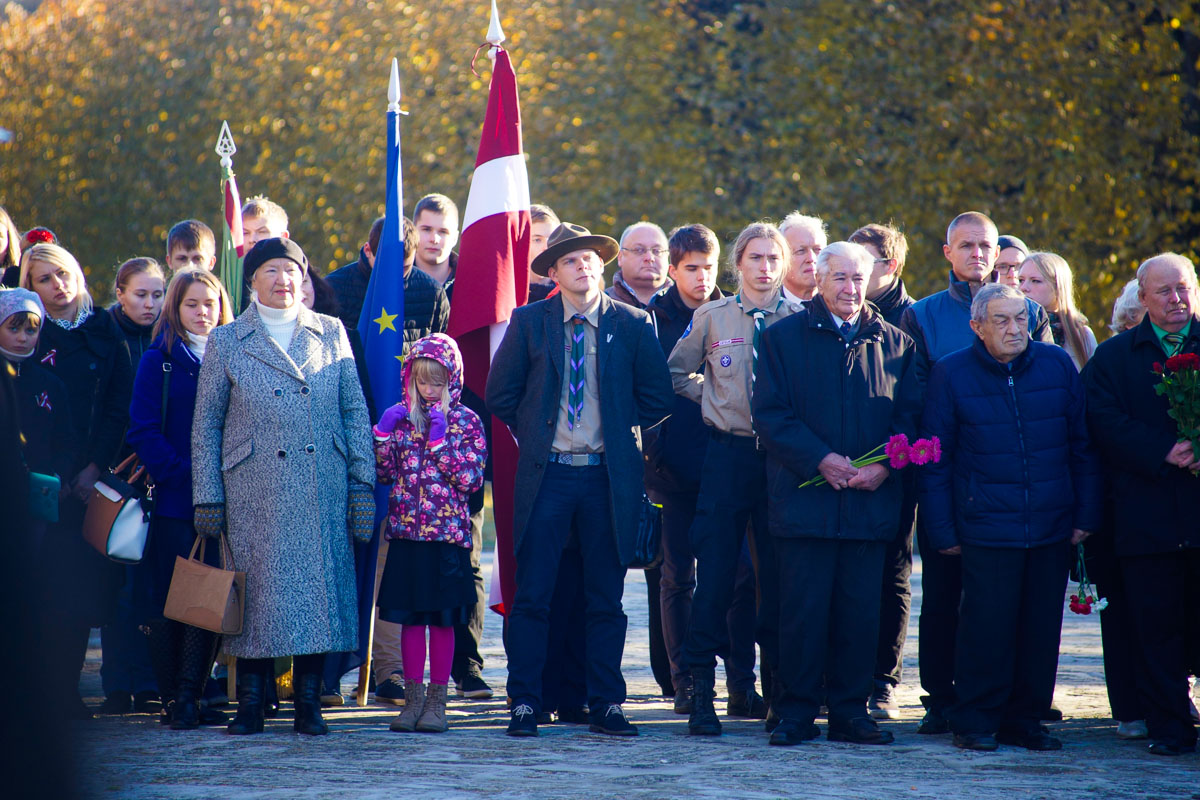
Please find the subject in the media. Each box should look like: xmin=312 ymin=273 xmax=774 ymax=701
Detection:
xmin=373 ymin=307 xmax=398 ymax=333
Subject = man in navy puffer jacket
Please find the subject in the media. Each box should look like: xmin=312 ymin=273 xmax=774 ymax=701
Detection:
xmin=920 ymin=284 xmax=1102 ymax=752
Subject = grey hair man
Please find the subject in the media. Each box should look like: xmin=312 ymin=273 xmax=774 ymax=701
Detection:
xmin=754 ymin=239 xmax=920 ymax=746
xmin=609 ymin=222 xmax=671 ymax=309
xmin=1084 ymin=253 xmax=1200 ymax=756
xmin=897 ymin=211 xmax=1054 ymax=736
xmin=921 ymin=281 xmax=1101 ymax=752
xmin=779 ymin=213 xmax=828 ymax=306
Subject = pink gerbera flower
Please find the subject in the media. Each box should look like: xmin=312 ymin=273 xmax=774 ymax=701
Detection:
xmin=909 ymin=438 xmax=934 ymax=466
xmin=930 ymin=436 xmax=942 ymax=463
xmin=885 ymin=434 xmax=910 ymax=468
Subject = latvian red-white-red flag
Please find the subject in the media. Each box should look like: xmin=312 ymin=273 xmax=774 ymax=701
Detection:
xmin=447 ymin=37 xmax=530 ymax=616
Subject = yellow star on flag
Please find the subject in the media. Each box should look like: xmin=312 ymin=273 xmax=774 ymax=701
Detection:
xmin=373 ymin=307 xmax=398 ymax=333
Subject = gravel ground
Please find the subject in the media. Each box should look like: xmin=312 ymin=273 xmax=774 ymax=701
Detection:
xmin=76 ymin=554 xmax=1199 ymax=800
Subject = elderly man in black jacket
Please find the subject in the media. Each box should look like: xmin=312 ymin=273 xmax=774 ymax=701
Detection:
xmin=753 ymin=241 xmax=921 ymax=746
xmin=487 ymin=223 xmax=675 ymax=738
xmin=1084 ymin=253 xmax=1200 ymax=756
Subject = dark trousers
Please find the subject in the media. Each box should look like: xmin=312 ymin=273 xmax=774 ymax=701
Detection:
xmin=916 ymin=516 xmax=961 ymax=711
xmin=1120 ymin=549 xmax=1200 ymax=748
xmin=1086 ymin=534 xmax=1145 ymax=722
xmin=775 ymin=538 xmax=885 ymax=724
xmin=451 ymin=506 xmax=486 ymax=682
xmin=506 ymin=463 xmax=626 ymax=714
xmin=645 ymin=566 xmax=674 ymax=695
xmin=542 ymin=541 xmax=587 ymax=713
xmin=684 ymin=435 xmax=779 ymax=682
xmin=874 ymin=482 xmax=916 ymax=688
xmin=950 ymin=542 xmax=1069 ymax=736
xmin=656 ymin=488 xmax=758 ymax=692
xmin=100 ymin=569 xmax=157 ymax=697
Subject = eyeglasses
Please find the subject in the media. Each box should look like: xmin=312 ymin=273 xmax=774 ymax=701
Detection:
xmin=995 ymin=264 xmax=1021 ymax=275
xmin=873 ymin=258 xmax=891 ymax=264
xmin=621 ymin=247 xmax=668 ymax=258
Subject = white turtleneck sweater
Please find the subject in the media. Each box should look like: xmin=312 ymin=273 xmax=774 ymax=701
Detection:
xmin=186 ymin=332 xmax=209 ymax=362
xmin=255 ymin=300 xmax=299 ymax=352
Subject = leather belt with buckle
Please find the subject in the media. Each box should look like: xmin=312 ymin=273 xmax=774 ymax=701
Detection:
xmin=549 ymin=452 xmax=605 ymax=467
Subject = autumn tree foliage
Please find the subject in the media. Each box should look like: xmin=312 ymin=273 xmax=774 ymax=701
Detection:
xmin=1 ymin=0 xmax=1197 ymax=326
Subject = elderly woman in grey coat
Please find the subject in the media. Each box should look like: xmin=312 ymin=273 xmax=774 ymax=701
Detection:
xmin=192 ymin=238 xmax=375 ymax=736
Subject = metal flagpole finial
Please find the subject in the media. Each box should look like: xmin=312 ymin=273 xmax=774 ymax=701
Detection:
xmin=215 ymin=120 xmax=236 ymax=169
xmin=388 ymin=58 xmax=409 ymax=116
xmin=487 ymin=0 xmax=505 ymax=58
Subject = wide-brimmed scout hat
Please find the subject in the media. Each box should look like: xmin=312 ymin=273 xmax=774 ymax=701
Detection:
xmin=531 ymin=222 xmax=619 ymax=277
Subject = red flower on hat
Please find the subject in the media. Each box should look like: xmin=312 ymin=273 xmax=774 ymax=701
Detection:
xmin=24 ymin=228 xmax=54 ymax=245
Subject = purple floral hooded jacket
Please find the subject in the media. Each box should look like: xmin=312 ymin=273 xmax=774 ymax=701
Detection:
xmin=374 ymin=333 xmax=487 ymax=548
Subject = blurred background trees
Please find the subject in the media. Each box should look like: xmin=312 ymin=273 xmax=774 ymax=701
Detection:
xmin=1 ymin=0 xmax=1197 ymax=326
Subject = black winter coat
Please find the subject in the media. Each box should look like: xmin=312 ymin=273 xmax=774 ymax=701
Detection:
xmin=753 ymin=296 xmax=921 ymax=541
xmin=34 ymin=310 xmax=132 ymax=473
xmin=919 ymin=338 xmax=1103 ymax=551
xmin=486 ymin=292 xmax=675 ymax=566
xmin=643 ymin=283 xmax=723 ymax=495
xmin=12 ymin=358 xmax=74 ymax=480
xmin=1082 ymin=315 xmax=1200 ymax=556
xmin=109 ymin=304 xmax=155 ymax=369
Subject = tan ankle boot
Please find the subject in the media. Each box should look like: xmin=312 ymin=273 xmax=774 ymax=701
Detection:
xmin=416 ymin=683 xmax=448 ymax=732
xmin=389 ymin=680 xmax=425 ymax=732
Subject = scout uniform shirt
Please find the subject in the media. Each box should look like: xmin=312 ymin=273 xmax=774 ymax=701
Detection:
xmin=667 ymin=292 xmax=795 ymax=437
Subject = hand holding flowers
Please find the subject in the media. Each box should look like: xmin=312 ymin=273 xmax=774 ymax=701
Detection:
xmin=802 ymin=433 xmax=942 ymax=489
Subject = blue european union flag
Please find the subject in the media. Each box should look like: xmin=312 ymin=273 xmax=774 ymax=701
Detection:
xmin=358 ymin=102 xmax=405 ymax=413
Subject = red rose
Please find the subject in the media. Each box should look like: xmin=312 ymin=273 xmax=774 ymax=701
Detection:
xmin=1152 ymin=362 xmax=1164 ymax=374
xmin=24 ymin=228 xmax=54 ymax=245
xmin=1164 ymin=353 xmax=1198 ymax=372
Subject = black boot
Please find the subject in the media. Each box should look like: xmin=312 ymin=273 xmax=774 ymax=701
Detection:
xmin=264 ymin=672 xmax=280 ymax=718
xmin=173 ymin=627 xmax=225 ymax=729
xmin=689 ymin=668 xmax=722 ymax=736
xmin=292 ymin=668 xmax=329 ymax=736
xmin=145 ymin=618 xmax=182 ymax=726
xmin=227 ymin=659 xmax=267 ymax=735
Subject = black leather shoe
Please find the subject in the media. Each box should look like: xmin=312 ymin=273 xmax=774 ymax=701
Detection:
xmin=536 ymin=711 xmax=555 ymax=725
xmin=768 ymin=720 xmax=820 ymax=746
xmin=1039 ymin=706 xmax=1064 ymax=721
xmin=589 ymin=704 xmax=638 ymax=736
xmin=555 ymin=706 xmax=591 ymax=725
xmin=727 ymin=689 xmax=768 ymax=719
xmin=997 ymin=727 xmax=1061 ymax=751
xmin=917 ymin=707 xmax=950 ymax=735
xmin=506 ymin=704 xmax=538 ymax=737
xmin=688 ymin=670 xmax=721 ymax=736
xmin=1148 ymin=741 xmax=1196 ymax=756
xmin=953 ymin=732 xmax=999 ymax=751
xmin=828 ymin=717 xmax=894 ymax=745
xmin=673 ymin=684 xmax=693 ymax=715
xmin=98 ymin=693 xmax=131 ymax=715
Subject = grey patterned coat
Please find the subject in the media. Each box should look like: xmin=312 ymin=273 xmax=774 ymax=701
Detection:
xmin=192 ymin=304 xmax=374 ymax=658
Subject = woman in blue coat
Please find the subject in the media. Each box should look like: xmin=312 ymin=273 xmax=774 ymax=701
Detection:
xmin=126 ymin=268 xmax=233 ymax=729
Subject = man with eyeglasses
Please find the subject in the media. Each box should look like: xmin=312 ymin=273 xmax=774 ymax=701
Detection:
xmin=779 ymin=212 xmax=828 ymax=307
xmin=608 ymin=222 xmax=672 ymax=309
xmin=993 ymin=235 xmax=1029 ymax=289
xmin=898 ymin=211 xmax=1052 ymax=738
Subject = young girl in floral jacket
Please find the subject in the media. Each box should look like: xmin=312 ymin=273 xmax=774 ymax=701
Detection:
xmin=373 ymin=333 xmax=487 ymax=733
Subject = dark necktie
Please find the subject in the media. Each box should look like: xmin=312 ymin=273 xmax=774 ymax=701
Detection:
xmin=567 ymin=314 xmax=585 ymax=430
xmin=840 ymin=321 xmax=853 ymax=340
